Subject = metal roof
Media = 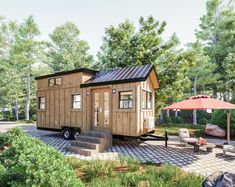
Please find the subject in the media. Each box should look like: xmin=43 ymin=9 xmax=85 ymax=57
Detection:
xmin=80 ymin=64 xmax=157 ymax=88
xmin=35 ymin=68 xmax=98 ymax=80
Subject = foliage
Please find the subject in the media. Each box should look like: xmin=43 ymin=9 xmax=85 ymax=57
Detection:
xmin=0 ymin=16 xmax=51 ymax=121
xmin=198 ymin=118 xmax=209 ymax=125
xmin=196 ymin=0 xmax=235 ymax=96
xmin=164 ymin=116 xmax=172 ymax=125
xmin=95 ymin=16 xmax=196 ymax=116
xmin=211 ymin=109 xmax=235 ymax=130
xmin=47 ymin=21 xmax=93 ymax=72
xmin=155 ymin=123 xmax=205 ymax=136
xmin=0 ymin=128 xmax=83 ymax=186
xmin=66 ymin=157 xmax=204 ymax=187
xmin=172 ymin=116 xmax=183 ymax=124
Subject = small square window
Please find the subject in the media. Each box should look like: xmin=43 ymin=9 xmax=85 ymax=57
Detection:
xmin=48 ymin=77 xmax=62 ymax=87
xmin=48 ymin=79 xmax=55 ymax=86
xmin=39 ymin=97 xmax=45 ymax=110
xmin=55 ymin=78 xmax=62 ymax=85
xmin=72 ymin=94 xmax=81 ymax=109
xmin=119 ymin=91 xmax=133 ymax=109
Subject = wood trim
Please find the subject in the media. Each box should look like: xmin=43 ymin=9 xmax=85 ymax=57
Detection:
xmin=116 ymin=88 xmax=136 ymax=112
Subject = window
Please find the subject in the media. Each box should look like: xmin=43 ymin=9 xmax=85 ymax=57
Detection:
xmin=119 ymin=91 xmax=133 ymax=109
xmin=39 ymin=97 xmax=45 ymax=110
xmin=48 ymin=79 xmax=54 ymax=86
xmin=55 ymin=78 xmax=62 ymax=85
xmin=72 ymin=94 xmax=81 ymax=109
xmin=48 ymin=77 xmax=62 ymax=86
xmin=142 ymin=90 xmax=152 ymax=109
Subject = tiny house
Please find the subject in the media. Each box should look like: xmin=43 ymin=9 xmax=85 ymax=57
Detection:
xmin=35 ymin=64 xmax=159 ymax=140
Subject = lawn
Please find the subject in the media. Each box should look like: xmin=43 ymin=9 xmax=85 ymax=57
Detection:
xmin=66 ymin=156 xmax=204 ymax=187
xmin=155 ymin=123 xmax=205 ymax=137
xmin=0 ymin=128 xmax=205 ymax=186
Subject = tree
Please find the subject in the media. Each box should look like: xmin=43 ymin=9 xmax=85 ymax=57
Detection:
xmin=186 ymin=41 xmax=220 ymax=124
xmin=95 ymin=16 xmax=195 ymax=116
xmin=196 ymin=0 xmax=235 ymax=100
xmin=48 ymin=22 xmax=93 ymax=72
xmin=14 ymin=16 xmax=45 ymax=120
xmin=0 ymin=18 xmax=24 ymax=120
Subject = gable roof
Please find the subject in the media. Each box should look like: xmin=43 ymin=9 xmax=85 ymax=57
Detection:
xmin=80 ymin=64 xmax=159 ymax=89
xmin=35 ymin=68 xmax=98 ymax=80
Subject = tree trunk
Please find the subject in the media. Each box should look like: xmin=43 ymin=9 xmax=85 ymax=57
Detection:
xmin=160 ymin=111 xmax=164 ymax=123
xmin=175 ymin=110 xmax=178 ymax=117
xmin=25 ymin=72 xmax=31 ymax=120
xmin=193 ymin=74 xmax=198 ymax=125
xmin=14 ymin=97 xmax=19 ymax=121
xmin=166 ymin=110 xmax=170 ymax=118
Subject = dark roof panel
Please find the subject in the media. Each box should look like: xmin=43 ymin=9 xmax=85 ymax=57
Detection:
xmin=80 ymin=64 xmax=156 ymax=88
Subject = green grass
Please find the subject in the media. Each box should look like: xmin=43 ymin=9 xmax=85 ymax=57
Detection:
xmin=155 ymin=123 xmax=205 ymax=137
xmin=66 ymin=156 xmax=205 ymax=187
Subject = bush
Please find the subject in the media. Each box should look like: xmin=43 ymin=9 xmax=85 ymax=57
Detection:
xmin=198 ymin=118 xmax=208 ymax=125
xmin=164 ymin=117 xmax=172 ymax=124
xmin=0 ymin=128 xmax=83 ymax=187
xmin=30 ymin=114 xmax=37 ymax=121
xmin=211 ymin=110 xmax=235 ymax=129
xmin=172 ymin=116 xmax=183 ymax=124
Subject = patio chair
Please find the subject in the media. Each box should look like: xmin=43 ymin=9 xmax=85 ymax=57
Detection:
xmin=179 ymin=128 xmax=198 ymax=146
xmin=223 ymin=145 xmax=235 ymax=156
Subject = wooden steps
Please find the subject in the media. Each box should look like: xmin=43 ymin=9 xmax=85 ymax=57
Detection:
xmin=65 ymin=131 xmax=112 ymax=156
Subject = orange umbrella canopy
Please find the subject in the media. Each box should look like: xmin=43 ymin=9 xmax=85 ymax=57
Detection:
xmin=164 ymin=95 xmax=235 ymax=110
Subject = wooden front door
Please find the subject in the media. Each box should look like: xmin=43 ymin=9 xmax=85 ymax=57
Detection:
xmin=91 ymin=88 xmax=111 ymax=131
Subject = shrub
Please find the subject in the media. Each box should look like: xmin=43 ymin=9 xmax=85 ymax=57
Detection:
xmin=164 ymin=117 xmax=172 ymax=124
xmin=30 ymin=114 xmax=37 ymax=121
xmin=0 ymin=128 xmax=83 ymax=187
xmin=211 ymin=110 xmax=235 ymax=129
xmin=172 ymin=116 xmax=183 ymax=124
xmin=198 ymin=118 xmax=208 ymax=125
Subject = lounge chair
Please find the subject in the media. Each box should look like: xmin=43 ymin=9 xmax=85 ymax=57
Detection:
xmin=179 ymin=128 xmax=198 ymax=146
xmin=223 ymin=145 xmax=235 ymax=156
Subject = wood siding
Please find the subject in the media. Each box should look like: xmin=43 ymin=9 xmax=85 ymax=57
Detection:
xmin=36 ymin=72 xmax=156 ymax=136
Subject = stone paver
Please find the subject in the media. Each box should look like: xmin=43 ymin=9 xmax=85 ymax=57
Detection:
xmin=1 ymin=123 xmax=235 ymax=176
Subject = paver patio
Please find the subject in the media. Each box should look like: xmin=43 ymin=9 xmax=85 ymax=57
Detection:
xmin=1 ymin=123 xmax=235 ymax=176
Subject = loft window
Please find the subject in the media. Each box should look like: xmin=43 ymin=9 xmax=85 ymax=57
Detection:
xmin=119 ymin=91 xmax=133 ymax=109
xmin=48 ymin=77 xmax=62 ymax=86
xmin=72 ymin=94 xmax=81 ymax=109
xmin=142 ymin=90 xmax=152 ymax=109
xmin=38 ymin=97 xmax=45 ymax=110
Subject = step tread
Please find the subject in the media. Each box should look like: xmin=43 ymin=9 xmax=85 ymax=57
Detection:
xmin=70 ymin=140 xmax=98 ymax=149
xmin=66 ymin=145 xmax=95 ymax=152
xmin=76 ymin=135 xmax=103 ymax=142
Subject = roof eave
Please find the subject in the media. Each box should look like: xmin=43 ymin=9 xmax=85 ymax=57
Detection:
xmin=35 ymin=68 xmax=99 ymax=80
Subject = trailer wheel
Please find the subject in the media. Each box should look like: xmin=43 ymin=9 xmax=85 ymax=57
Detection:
xmin=62 ymin=128 xmax=72 ymax=140
xmin=73 ymin=129 xmax=81 ymax=140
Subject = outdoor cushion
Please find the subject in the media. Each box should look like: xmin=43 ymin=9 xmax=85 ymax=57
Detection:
xmin=179 ymin=128 xmax=190 ymax=138
xmin=182 ymin=137 xmax=198 ymax=143
xmin=223 ymin=145 xmax=235 ymax=153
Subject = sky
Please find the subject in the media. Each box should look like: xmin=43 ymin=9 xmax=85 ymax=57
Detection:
xmin=0 ymin=0 xmax=207 ymax=56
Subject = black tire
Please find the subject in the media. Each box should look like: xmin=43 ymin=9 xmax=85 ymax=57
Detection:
xmin=73 ymin=128 xmax=81 ymax=140
xmin=62 ymin=128 xmax=72 ymax=140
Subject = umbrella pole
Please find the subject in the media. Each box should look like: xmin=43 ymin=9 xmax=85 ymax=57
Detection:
xmin=227 ymin=110 xmax=231 ymax=144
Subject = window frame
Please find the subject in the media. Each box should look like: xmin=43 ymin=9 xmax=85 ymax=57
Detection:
xmin=119 ymin=90 xmax=133 ymax=109
xmin=38 ymin=97 xmax=46 ymax=110
xmin=142 ymin=90 xmax=152 ymax=110
xmin=71 ymin=94 xmax=82 ymax=110
xmin=48 ymin=77 xmax=62 ymax=87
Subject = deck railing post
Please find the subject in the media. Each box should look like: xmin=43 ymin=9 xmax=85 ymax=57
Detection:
xmin=165 ymin=131 xmax=168 ymax=148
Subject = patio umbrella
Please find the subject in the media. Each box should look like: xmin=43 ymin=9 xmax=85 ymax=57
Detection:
xmin=163 ymin=95 xmax=235 ymax=143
